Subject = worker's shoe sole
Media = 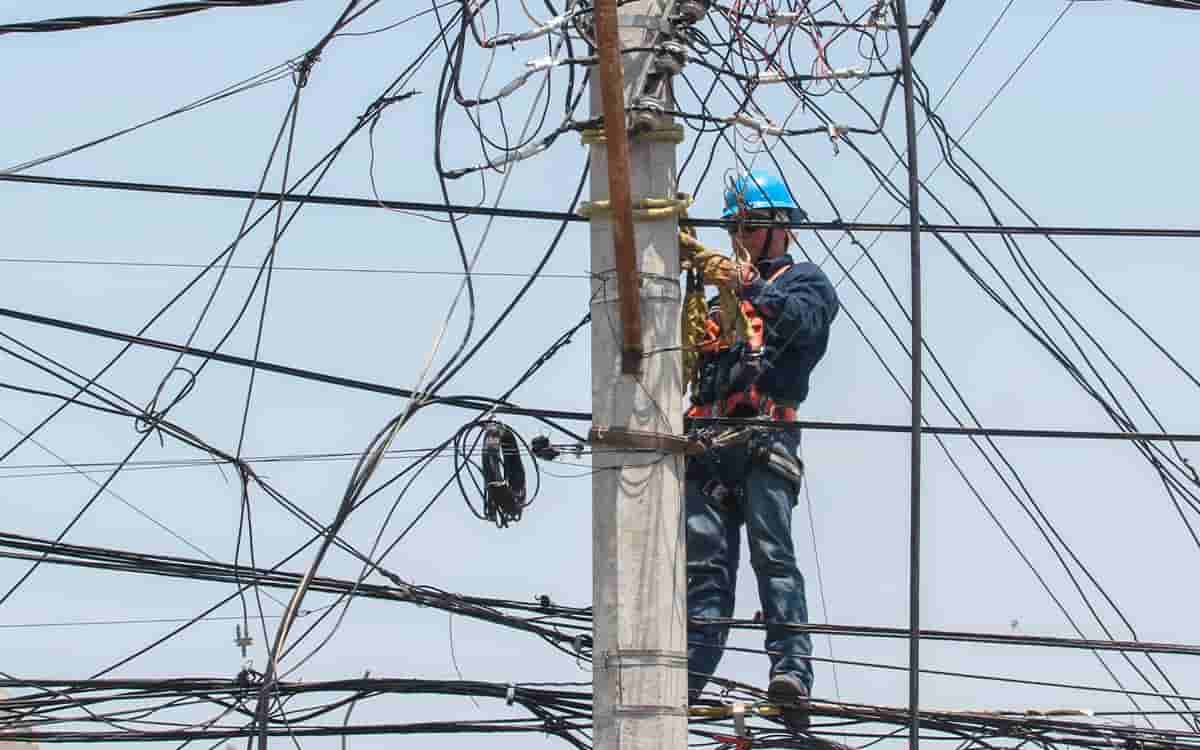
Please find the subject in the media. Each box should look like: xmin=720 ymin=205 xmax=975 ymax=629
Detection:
xmin=767 ymin=674 xmax=810 ymax=731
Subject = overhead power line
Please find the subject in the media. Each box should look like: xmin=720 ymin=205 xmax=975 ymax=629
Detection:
xmin=0 ymin=613 xmax=298 ymax=630
xmin=0 ymin=0 xmax=305 ymax=35
xmin=5 ymin=172 xmax=1200 ymax=238
xmin=4 ymin=302 xmax=1200 ymax=445
xmin=0 ymin=304 xmax=592 ymax=423
xmin=5 ymin=525 xmax=1198 ymax=661
xmin=1122 ymin=0 xmax=1200 ymax=8
xmin=0 ymin=257 xmax=591 ymax=279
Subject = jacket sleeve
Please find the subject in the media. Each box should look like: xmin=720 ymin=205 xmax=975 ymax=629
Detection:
xmin=745 ymin=262 xmax=839 ymax=346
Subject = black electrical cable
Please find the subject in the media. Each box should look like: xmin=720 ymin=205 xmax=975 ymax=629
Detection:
xmin=11 ymin=298 xmax=1200 ymax=448
xmin=7 ymin=172 xmax=1200 ymax=238
xmin=0 ymin=0 xmax=305 ymax=35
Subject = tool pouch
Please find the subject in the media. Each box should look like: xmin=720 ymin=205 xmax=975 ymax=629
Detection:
xmin=750 ymin=433 xmax=804 ymax=497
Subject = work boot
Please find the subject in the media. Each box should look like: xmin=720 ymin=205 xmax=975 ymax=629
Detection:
xmin=767 ymin=673 xmax=810 ymax=731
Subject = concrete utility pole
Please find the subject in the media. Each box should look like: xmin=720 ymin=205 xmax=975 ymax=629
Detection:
xmin=588 ymin=0 xmax=689 ymax=748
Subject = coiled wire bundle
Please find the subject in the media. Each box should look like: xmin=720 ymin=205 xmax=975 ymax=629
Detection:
xmin=453 ymin=419 xmax=540 ymax=528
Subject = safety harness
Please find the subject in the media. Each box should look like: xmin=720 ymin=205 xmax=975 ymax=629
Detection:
xmin=686 ymin=261 xmax=796 ymax=422
xmin=685 ymin=258 xmax=805 ymax=507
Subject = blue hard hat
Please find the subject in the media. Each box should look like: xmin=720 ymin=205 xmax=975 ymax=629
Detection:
xmin=722 ymin=170 xmax=807 ymax=224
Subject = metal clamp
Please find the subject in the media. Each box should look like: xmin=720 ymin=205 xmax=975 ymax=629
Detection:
xmin=600 ymin=649 xmax=689 ymax=670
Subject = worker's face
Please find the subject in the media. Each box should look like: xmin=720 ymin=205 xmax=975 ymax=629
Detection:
xmin=728 ymin=210 xmax=788 ymax=261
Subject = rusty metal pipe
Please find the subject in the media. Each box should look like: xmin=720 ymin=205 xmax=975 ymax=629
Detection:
xmin=592 ymin=0 xmax=643 ymax=374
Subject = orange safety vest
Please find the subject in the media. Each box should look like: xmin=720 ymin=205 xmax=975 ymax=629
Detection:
xmin=687 ymin=263 xmax=796 ymax=421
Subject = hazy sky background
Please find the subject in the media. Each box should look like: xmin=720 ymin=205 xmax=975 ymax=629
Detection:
xmin=1 ymin=1 xmax=1199 ymax=748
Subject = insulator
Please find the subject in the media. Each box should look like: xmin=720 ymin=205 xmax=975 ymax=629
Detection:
xmin=653 ymin=40 xmax=687 ymax=75
xmin=631 ymin=93 xmax=666 ymax=131
xmin=675 ymin=0 xmax=710 ymax=25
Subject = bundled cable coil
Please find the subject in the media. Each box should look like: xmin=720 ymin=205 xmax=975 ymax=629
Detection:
xmin=454 ymin=420 xmax=538 ymax=528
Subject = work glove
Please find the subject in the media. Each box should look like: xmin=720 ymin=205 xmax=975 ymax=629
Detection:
xmin=679 ymin=230 xmax=737 ymax=289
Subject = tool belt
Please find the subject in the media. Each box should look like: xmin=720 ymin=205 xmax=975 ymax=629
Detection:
xmin=687 ymin=404 xmax=805 ymax=514
xmin=690 ymin=426 xmax=805 ymax=511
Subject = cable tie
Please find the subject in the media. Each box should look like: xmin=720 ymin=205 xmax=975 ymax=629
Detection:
xmin=572 ymin=634 xmax=585 ymax=654
xmin=483 ymin=14 xmax=567 ymax=47
xmin=506 ymin=683 xmax=516 ymax=705
xmin=496 ymin=56 xmax=562 ymax=99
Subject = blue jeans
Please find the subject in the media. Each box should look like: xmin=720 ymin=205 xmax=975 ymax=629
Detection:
xmin=685 ymin=429 xmax=813 ymax=696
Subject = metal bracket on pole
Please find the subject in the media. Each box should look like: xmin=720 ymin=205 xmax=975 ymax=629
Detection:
xmin=589 ymin=426 xmax=703 ymax=455
xmin=612 ymin=704 xmax=689 ymax=718
xmin=618 ymin=14 xmax=676 ymax=34
xmin=599 ymin=648 xmax=689 ymax=670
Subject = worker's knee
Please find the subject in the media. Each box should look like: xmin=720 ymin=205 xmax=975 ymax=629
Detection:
xmin=748 ymin=539 xmax=798 ymax=576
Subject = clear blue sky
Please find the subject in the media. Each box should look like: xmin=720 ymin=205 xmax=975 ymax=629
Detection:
xmin=1 ymin=1 xmax=1199 ymax=748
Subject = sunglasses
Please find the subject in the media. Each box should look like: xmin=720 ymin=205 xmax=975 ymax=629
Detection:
xmin=726 ymin=211 xmax=780 ymax=235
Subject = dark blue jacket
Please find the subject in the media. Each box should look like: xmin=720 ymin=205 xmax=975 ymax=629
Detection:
xmin=741 ymin=254 xmax=839 ymax=404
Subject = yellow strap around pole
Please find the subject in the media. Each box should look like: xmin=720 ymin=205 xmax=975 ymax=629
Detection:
xmin=579 ymin=193 xmax=694 ymax=221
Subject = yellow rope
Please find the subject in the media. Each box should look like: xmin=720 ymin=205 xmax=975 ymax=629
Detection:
xmin=679 ymin=229 xmax=750 ymax=391
xmin=682 ymin=279 xmax=707 ymax=393
xmin=580 ymin=124 xmax=685 ymax=146
xmin=578 ymin=193 xmax=693 ymax=221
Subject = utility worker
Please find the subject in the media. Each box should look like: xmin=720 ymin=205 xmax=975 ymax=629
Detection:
xmin=679 ymin=170 xmax=839 ymax=727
